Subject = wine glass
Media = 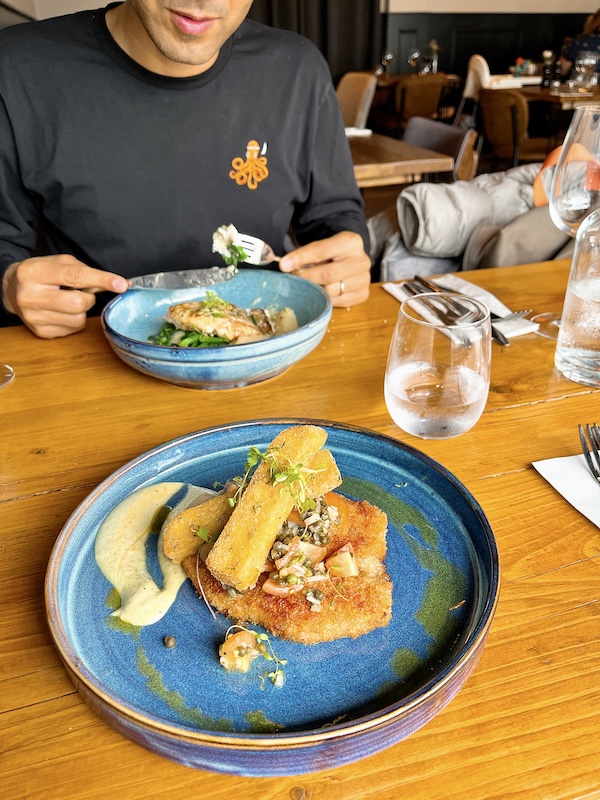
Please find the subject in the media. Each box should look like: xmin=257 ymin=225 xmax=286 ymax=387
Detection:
xmin=375 ymin=51 xmax=394 ymax=77
xmin=0 ymin=363 xmax=14 ymax=389
xmin=572 ymin=51 xmax=598 ymax=88
xmin=532 ymin=104 xmax=600 ymax=339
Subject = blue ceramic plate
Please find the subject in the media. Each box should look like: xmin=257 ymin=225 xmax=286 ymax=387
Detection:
xmin=45 ymin=420 xmax=499 ymax=777
xmin=101 ymin=270 xmax=332 ymax=389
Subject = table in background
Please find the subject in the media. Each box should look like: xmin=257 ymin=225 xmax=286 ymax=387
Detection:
xmin=518 ymin=84 xmax=600 ymax=111
xmin=2 ymin=259 xmax=599 ymax=800
xmin=371 ymin=72 xmax=461 ymax=128
xmin=350 ymin=132 xmax=454 ymax=188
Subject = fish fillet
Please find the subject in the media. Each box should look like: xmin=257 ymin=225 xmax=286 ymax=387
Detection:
xmin=166 ymin=299 xmax=271 ymax=342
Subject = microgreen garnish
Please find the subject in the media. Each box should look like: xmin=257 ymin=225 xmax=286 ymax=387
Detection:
xmin=328 ymin=579 xmax=348 ymax=608
xmin=192 ymin=525 xmax=213 ymax=542
xmin=227 ymin=445 xmax=323 ymax=512
xmin=201 ymin=290 xmax=233 ymax=316
xmin=195 ymin=551 xmax=217 ymax=620
xmin=254 ymin=632 xmax=287 ymax=689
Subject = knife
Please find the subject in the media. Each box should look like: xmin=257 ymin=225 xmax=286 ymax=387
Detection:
xmin=128 ymin=266 xmax=238 ymax=290
xmin=411 ymin=275 xmax=510 ymax=346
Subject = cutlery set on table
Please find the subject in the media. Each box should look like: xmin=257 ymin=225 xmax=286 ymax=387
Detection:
xmin=579 ymin=422 xmax=600 ymax=484
xmin=392 ymin=275 xmax=533 ymax=346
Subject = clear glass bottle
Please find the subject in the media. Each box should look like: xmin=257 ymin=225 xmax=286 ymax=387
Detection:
xmin=554 ymin=208 xmax=600 ymax=387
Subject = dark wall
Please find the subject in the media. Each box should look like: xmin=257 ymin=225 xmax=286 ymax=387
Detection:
xmin=384 ymin=13 xmax=586 ymax=78
xmin=247 ymin=0 xmax=382 ymax=84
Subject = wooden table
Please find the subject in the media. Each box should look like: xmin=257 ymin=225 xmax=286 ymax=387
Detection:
xmin=350 ymin=132 xmax=454 ymax=188
xmin=518 ymin=84 xmax=600 ymax=111
xmin=2 ymin=259 xmax=600 ymax=800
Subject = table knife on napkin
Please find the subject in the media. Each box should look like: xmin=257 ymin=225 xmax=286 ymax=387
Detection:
xmin=409 ymin=275 xmax=510 ymax=345
xmin=128 ymin=266 xmax=237 ymax=290
xmin=382 ymin=274 xmax=540 ymax=340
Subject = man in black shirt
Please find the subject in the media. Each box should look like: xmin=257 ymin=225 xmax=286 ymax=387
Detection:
xmin=0 ymin=1 xmax=370 ymax=338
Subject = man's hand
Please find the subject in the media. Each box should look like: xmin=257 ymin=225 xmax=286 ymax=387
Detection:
xmin=2 ymin=255 xmax=129 ymax=338
xmin=279 ymin=231 xmax=371 ymax=307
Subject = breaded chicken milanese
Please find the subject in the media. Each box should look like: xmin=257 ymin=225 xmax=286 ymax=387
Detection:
xmin=165 ymin=425 xmax=392 ymax=645
xmin=182 ymin=491 xmax=392 ymax=644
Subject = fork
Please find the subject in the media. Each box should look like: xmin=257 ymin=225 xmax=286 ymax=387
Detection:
xmin=410 ymin=276 xmax=532 ymax=324
xmin=237 ymin=233 xmax=281 ymax=266
xmin=579 ymin=423 xmax=600 ymax=483
xmin=401 ymin=282 xmax=474 ymax=347
xmin=403 ymin=280 xmax=477 ymax=324
xmin=404 ymin=278 xmax=510 ymax=345
xmin=489 ymin=309 xmax=533 ymax=323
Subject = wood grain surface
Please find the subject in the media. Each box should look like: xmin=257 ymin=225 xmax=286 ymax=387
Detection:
xmin=349 ymin=133 xmax=454 ymax=187
xmin=2 ymin=259 xmax=599 ymax=800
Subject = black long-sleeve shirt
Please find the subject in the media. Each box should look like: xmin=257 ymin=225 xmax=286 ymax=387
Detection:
xmin=0 ymin=6 xmax=368 ymax=320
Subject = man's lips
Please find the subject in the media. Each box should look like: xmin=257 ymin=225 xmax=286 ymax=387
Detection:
xmin=170 ymin=11 xmax=216 ymax=36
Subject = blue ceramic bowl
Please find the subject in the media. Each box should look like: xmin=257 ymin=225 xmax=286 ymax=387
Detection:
xmin=45 ymin=419 xmax=500 ymax=777
xmin=101 ymin=270 xmax=332 ymax=389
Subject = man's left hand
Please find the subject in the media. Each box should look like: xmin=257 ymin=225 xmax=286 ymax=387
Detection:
xmin=279 ymin=231 xmax=371 ymax=307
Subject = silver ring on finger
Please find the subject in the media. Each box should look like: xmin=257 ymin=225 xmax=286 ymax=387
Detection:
xmin=338 ymin=279 xmax=345 ymax=296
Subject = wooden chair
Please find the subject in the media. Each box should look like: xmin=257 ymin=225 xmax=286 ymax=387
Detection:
xmin=394 ymin=73 xmax=448 ymax=134
xmin=478 ymin=88 xmax=551 ymax=169
xmin=368 ymin=73 xmax=449 ymax=137
xmin=402 ymin=116 xmax=480 ymax=181
xmin=335 ymin=71 xmax=377 ymax=129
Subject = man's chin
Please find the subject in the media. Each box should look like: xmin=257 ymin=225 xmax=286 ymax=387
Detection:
xmin=149 ymin=40 xmax=222 ymax=75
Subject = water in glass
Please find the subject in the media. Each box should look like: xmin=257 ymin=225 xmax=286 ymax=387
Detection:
xmin=385 ymin=361 xmax=489 ymax=439
xmin=384 ymin=293 xmax=491 ymax=440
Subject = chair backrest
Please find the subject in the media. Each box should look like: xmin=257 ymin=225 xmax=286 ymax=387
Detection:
xmin=394 ymin=74 xmax=448 ymax=130
xmin=403 ymin=116 xmax=479 ymax=181
xmin=335 ymin=71 xmax=377 ymax=128
xmin=463 ymin=55 xmax=492 ymax=101
xmin=478 ymin=88 xmax=530 ymax=164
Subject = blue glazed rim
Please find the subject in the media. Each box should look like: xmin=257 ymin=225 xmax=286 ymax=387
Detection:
xmin=45 ymin=419 xmax=500 ymax=762
xmin=100 ymin=271 xmax=332 ymax=359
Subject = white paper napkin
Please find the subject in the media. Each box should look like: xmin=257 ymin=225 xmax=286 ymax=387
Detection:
xmin=533 ymin=455 xmax=600 ymax=530
xmin=345 ymin=127 xmax=373 ymax=137
xmin=382 ymin=274 xmax=540 ymax=337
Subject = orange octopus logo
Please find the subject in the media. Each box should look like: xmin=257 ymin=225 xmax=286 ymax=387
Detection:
xmin=229 ymin=140 xmax=269 ymax=190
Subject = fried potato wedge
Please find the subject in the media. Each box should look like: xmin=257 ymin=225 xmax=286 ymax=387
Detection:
xmin=162 ymin=448 xmax=341 ymax=567
xmin=205 ymin=425 xmax=328 ymax=591
xmin=162 ymin=485 xmax=236 ymax=564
